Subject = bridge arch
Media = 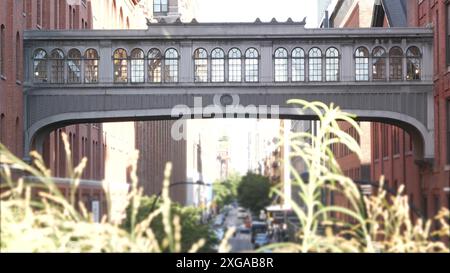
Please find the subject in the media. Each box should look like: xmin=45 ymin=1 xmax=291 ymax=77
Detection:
xmin=25 ymin=106 xmax=433 ymax=165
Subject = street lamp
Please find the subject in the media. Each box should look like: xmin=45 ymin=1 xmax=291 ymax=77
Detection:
xmin=150 ymin=180 xmax=211 ymax=212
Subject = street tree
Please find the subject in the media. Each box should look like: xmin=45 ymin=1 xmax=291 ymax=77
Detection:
xmin=237 ymin=172 xmax=272 ymax=215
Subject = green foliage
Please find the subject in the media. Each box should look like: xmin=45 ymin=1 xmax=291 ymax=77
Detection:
xmin=123 ymin=196 xmax=218 ymax=252
xmin=212 ymin=172 xmax=240 ymax=209
xmin=0 ymin=133 xmax=214 ymax=252
xmin=257 ymin=100 xmax=449 ymax=253
xmin=237 ymin=172 xmax=272 ymax=215
xmin=1 ymin=100 xmax=448 ymax=253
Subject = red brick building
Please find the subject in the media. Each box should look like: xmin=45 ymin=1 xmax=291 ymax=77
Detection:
xmin=370 ymin=0 xmax=450 ymax=220
xmin=325 ymin=0 xmax=449 ymax=221
xmin=0 ymin=0 xmax=107 ymax=180
xmin=1 ymin=0 xmax=193 ymax=206
xmin=135 ymin=120 xmax=188 ymax=204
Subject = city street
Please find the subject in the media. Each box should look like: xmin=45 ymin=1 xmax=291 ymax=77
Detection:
xmin=223 ymin=208 xmax=253 ymax=252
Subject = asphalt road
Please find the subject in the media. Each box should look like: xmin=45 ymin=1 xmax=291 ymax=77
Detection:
xmin=224 ymin=207 xmax=253 ymax=253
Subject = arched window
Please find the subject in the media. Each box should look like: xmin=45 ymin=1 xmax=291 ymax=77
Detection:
xmin=355 ymin=47 xmax=369 ymax=81
xmin=194 ymin=48 xmax=208 ymax=82
xmin=292 ymin=48 xmax=305 ymax=82
xmin=84 ymin=49 xmax=99 ymax=83
xmin=130 ymin=48 xmax=144 ymax=83
xmin=50 ymin=49 xmax=64 ymax=83
xmin=0 ymin=114 xmax=5 ymax=144
xmin=389 ymin=47 xmax=403 ymax=81
xmin=15 ymin=117 xmax=20 ymax=155
xmin=16 ymin=32 xmax=21 ymax=81
xmin=211 ymin=48 xmax=225 ymax=82
xmin=372 ymin=47 xmax=386 ymax=81
xmin=164 ymin=48 xmax=178 ymax=83
xmin=274 ymin=48 xmax=288 ymax=82
xmin=228 ymin=48 xmax=241 ymax=82
xmin=113 ymin=48 xmax=128 ymax=83
xmin=308 ymin=47 xmax=322 ymax=82
xmin=245 ymin=48 xmax=259 ymax=82
xmin=67 ymin=49 xmax=81 ymax=83
xmin=148 ymin=48 xmax=162 ymax=83
xmin=0 ymin=25 xmax=4 ymax=76
xmin=54 ymin=0 xmax=59 ymax=28
xmin=406 ymin=46 xmax=421 ymax=80
xmin=325 ymin=47 xmax=339 ymax=82
xmin=33 ymin=49 xmax=48 ymax=82
xmin=37 ymin=0 xmax=42 ymax=26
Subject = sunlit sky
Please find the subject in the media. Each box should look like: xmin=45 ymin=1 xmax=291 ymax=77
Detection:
xmin=194 ymin=0 xmax=319 ymax=28
xmin=186 ymin=0 xmax=319 ymax=176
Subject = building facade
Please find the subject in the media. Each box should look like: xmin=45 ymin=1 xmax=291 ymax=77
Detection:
xmin=322 ymin=0 xmax=450 ymax=222
xmin=370 ymin=0 xmax=450 ymax=219
xmin=0 ymin=0 xmax=194 ymax=207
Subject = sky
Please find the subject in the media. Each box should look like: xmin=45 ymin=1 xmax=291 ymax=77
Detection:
xmin=186 ymin=0 xmax=319 ymax=176
xmin=194 ymin=0 xmax=319 ymax=28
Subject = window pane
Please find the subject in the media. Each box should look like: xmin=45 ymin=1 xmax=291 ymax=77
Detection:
xmin=164 ymin=48 xmax=178 ymax=83
xmin=406 ymin=46 xmax=421 ymax=80
xmin=274 ymin=48 xmax=288 ymax=82
xmin=228 ymin=48 xmax=241 ymax=82
xmin=355 ymin=47 xmax=369 ymax=81
xmin=292 ymin=48 xmax=305 ymax=82
xmin=447 ymin=4 xmax=450 ymax=66
xmin=1 ymin=25 xmax=5 ymax=76
xmin=67 ymin=49 xmax=81 ymax=83
xmin=84 ymin=49 xmax=99 ymax=83
xmin=309 ymin=47 xmax=322 ymax=82
xmin=33 ymin=49 xmax=48 ymax=82
xmin=389 ymin=47 xmax=403 ymax=81
xmin=148 ymin=48 xmax=162 ymax=83
xmin=245 ymin=48 xmax=259 ymax=82
xmin=50 ymin=49 xmax=64 ymax=83
xmin=211 ymin=48 xmax=225 ymax=82
xmin=131 ymin=49 xmax=144 ymax=83
xmin=447 ymin=100 xmax=450 ymax=164
xmin=114 ymin=49 xmax=128 ymax=83
xmin=194 ymin=48 xmax=208 ymax=82
xmin=372 ymin=47 xmax=386 ymax=81
xmin=326 ymin=47 xmax=339 ymax=82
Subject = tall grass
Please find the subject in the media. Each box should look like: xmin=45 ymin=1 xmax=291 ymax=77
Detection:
xmin=259 ymin=100 xmax=449 ymax=253
xmin=1 ymin=100 xmax=448 ymax=252
xmin=0 ymin=133 xmax=210 ymax=252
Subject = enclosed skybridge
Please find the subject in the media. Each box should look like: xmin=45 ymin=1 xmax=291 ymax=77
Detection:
xmin=23 ymin=19 xmax=434 ymax=162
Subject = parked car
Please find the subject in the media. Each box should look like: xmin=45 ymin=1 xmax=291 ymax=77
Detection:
xmin=237 ymin=208 xmax=248 ymax=219
xmin=213 ymin=214 xmax=225 ymax=227
xmin=253 ymin=233 xmax=270 ymax=248
xmin=238 ymin=225 xmax=251 ymax=234
xmin=213 ymin=227 xmax=225 ymax=241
